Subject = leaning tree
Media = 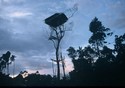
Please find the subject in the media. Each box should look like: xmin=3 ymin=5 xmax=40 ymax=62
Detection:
xmin=89 ymin=17 xmax=113 ymax=58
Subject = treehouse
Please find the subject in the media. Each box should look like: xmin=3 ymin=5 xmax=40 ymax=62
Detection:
xmin=45 ymin=13 xmax=68 ymax=28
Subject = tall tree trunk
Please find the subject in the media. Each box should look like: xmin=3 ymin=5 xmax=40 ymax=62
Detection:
xmin=52 ymin=60 xmax=54 ymax=77
xmin=62 ymin=62 xmax=66 ymax=79
xmin=56 ymin=40 xmax=60 ymax=80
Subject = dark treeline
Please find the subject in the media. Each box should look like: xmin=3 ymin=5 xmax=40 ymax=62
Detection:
xmin=67 ymin=17 xmax=125 ymax=86
xmin=0 ymin=17 xmax=125 ymax=86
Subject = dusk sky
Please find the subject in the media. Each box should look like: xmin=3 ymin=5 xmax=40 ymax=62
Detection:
xmin=0 ymin=0 xmax=125 ymax=77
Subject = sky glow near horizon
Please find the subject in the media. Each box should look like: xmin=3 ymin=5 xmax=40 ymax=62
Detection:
xmin=0 ymin=0 xmax=125 ymax=77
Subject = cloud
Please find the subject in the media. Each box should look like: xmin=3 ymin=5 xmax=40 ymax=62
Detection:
xmin=112 ymin=11 xmax=125 ymax=29
xmin=9 ymin=11 xmax=33 ymax=18
xmin=100 ymin=0 xmax=125 ymax=30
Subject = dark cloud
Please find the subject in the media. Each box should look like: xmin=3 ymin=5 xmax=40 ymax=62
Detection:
xmin=107 ymin=0 xmax=125 ymax=30
xmin=0 ymin=16 xmax=55 ymax=75
xmin=0 ymin=17 xmax=14 ymax=49
xmin=0 ymin=13 xmax=54 ymax=75
xmin=0 ymin=16 xmax=54 ymax=53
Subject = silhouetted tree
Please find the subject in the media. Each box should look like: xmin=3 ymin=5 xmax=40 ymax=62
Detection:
xmin=67 ymin=46 xmax=77 ymax=60
xmin=0 ymin=56 xmax=6 ymax=73
xmin=77 ymin=47 xmax=84 ymax=59
xmin=0 ymin=51 xmax=11 ymax=74
xmin=95 ymin=46 xmax=115 ymax=84
xmin=67 ymin=17 xmax=117 ymax=85
xmin=24 ymin=72 xmax=52 ymax=86
xmin=89 ymin=17 xmax=113 ymax=58
xmin=101 ymin=46 xmax=115 ymax=62
xmin=82 ymin=45 xmax=96 ymax=64
xmin=114 ymin=34 xmax=125 ymax=63
xmin=67 ymin=46 xmax=96 ymax=85
xmin=0 ymin=72 xmax=13 ymax=86
xmin=13 ymin=71 xmax=25 ymax=86
xmin=113 ymin=33 xmax=125 ymax=84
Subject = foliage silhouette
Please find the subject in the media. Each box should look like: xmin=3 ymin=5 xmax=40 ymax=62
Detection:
xmin=67 ymin=17 xmax=125 ymax=86
xmin=0 ymin=51 xmax=15 ymax=75
xmin=89 ymin=17 xmax=113 ymax=58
